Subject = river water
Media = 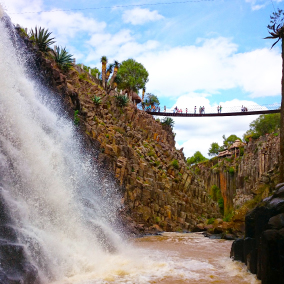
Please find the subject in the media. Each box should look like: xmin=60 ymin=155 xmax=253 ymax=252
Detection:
xmin=51 ymin=233 xmax=260 ymax=284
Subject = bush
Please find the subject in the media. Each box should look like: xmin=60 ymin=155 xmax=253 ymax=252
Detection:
xmin=92 ymin=95 xmax=102 ymax=106
xmin=52 ymin=46 xmax=73 ymax=71
xmin=29 ymin=26 xmax=55 ymax=53
xmin=207 ymin=218 xmax=215 ymax=225
xmin=229 ymin=167 xmax=235 ymax=175
xmin=171 ymin=159 xmax=179 ymax=169
xmin=74 ymin=110 xmax=79 ymax=125
xmin=115 ymin=95 xmax=129 ymax=107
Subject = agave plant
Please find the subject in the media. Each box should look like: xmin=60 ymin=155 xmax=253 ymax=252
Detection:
xmin=161 ymin=117 xmax=174 ymax=128
xmin=52 ymin=46 xmax=73 ymax=71
xmin=29 ymin=27 xmax=55 ymax=53
xmin=92 ymin=95 xmax=102 ymax=106
xmin=115 ymin=95 xmax=129 ymax=107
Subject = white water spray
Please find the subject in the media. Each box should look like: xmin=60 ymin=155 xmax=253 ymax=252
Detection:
xmin=0 ymin=11 xmax=126 ymax=283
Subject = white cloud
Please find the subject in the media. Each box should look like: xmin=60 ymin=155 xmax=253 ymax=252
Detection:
xmin=2 ymin=0 xmax=106 ymax=46
xmin=137 ymin=37 xmax=281 ymax=98
xmin=122 ymin=8 xmax=164 ymax=25
xmin=245 ymin=0 xmax=284 ymax=10
xmin=86 ymin=30 xmax=159 ymax=63
xmin=171 ymin=95 xmax=261 ymax=158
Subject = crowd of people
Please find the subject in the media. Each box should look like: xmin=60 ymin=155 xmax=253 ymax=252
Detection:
xmin=144 ymin=104 xmax=249 ymax=114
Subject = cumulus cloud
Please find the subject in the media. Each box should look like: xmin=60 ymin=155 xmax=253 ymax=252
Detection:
xmin=2 ymin=0 xmax=106 ymax=46
xmin=137 ymin=37 xmax=281 ymax=99
xmin=86 ymin=30 xmax=159 ymax=63
xmin=122 ymin=8 xmax=164 ymax=25
xmin=170 ymin=95 xmax=261 ymax=158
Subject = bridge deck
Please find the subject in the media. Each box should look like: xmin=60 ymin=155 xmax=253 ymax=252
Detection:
xmin=146 ymin=109 xmax=280 ymax=117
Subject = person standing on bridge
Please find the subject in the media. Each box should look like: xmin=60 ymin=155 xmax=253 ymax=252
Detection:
xmin=164 ymin=106 xmax=166 ymax=112
xmin=194 ymin=106 xmax=196 ymax=114
xmin=217 ymin=106 xmax=220 ymax=113
xmin=220 ymin=105 xmax=222 ymax=113
xmin=186 ymin=108 xmax=188 ymax=114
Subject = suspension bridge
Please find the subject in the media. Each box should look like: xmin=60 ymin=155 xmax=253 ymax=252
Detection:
xmin=145 ymin=103 xmax=281 ymax=117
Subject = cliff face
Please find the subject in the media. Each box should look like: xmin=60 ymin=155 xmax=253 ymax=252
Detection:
xmin=192 ymin=134 xmax=280 ymax=215
xmin=20 ymin=34 xmax=221 ymax=234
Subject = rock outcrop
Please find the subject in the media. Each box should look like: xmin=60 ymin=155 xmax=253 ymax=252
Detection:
xmin=230 ymin=183 xmax=284 ymax=284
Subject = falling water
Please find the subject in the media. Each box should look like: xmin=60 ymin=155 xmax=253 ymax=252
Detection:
xmin=0 ymin=8 xmax=126 ymax=283
xmin=0 ymin=8 xmax=261 ymax=284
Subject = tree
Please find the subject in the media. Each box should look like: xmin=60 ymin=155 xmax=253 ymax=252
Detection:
xmin=222 ymin=134 xmax=242 ymax=148
xmin=116 ymin=59 xmax=149 ymax=95
xmin=29 ymin=27 xmax=55 ymax=53
xmin=208 ymin=142 xmax=220 ymax=156
xmin=187 ymin=151 xmax=208 ymax=165
xmin=109 ymin=61 xmax=120 ymax=90
xmin=265 ymin=9 xmax=284 ymax=181
xmin=101 ymin=56 xmax=108 ymax=89
xmin=243 ymin=113 xmax=280 ymax=142
xmin=145 ymin=93 xmax=160 ymax=109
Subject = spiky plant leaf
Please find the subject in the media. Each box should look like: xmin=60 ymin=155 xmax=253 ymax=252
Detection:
xmin=52 ymin=46 xmax=73 ymax=71
xmin=29 ymin=26 xmax=55 ymax=53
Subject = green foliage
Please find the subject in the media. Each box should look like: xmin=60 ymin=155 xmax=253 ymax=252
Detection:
xmin=147 ymin=150 xmax=155 ymax=157
xmin=115 ymin=95 xmax=129 ymax=107
xmin=78 ymin=64 xmax=101 ymax=77
xmin=243 ymin=113 xmax=280 ymax=142
xmin=161 ymin=117 xmax=175 ymax=128
xmin=208 ymin=142 xmax=220 ymax=156
xmin=92 ymin=95 xmax=102 ymax=106
xmin=79 ymin=73 xmax=87 ymax=80
xmin=171 ymin=159 xmax=179 ymax=169
xmin=222 ymin=134 xmax=242 ymax=148
xmin=187 ymin=151 xmax=208 ymax=165
xmin=117 ymin=59 xmax=149 ymax=92
xmin=240 ymin=146 xmax=244 ymax=156
xmin=145 ymin=93 xmax=160 ymax=107
xmin=105 ymin=134 xmax=109 ymax=138
xmin=74 ymin=110 xmax=79 ymax=125
xmin=229 ymin=167 xmax=235 ymax=175
xmin=101 ymin=56 xmax=108 ymax=63
xmin=207 ymin=218 xmax=215 ymax=225
xmin=29 ymin=26 xmax=55 ymax=53
xmin=223 ymin=211 xmax=234 ymax=222
xmin=52 ymin=46 xmax=73 ymax=71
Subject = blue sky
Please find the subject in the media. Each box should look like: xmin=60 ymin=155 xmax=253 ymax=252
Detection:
xmin=1 ymin=0 xmax=283 ymax=157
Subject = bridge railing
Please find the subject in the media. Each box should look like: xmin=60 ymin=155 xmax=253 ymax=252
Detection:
xmin=137 ymin=103 xmax=281 ymax=114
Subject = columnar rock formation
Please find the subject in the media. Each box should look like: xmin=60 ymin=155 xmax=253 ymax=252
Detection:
xmin=191 ymin=134 xmax=280 ymax=215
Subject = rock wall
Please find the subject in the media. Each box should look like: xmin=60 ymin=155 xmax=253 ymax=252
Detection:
xmin=191 ymin=134 xmax=280 ymax=215
xmin=18 ymin=31 xmax=221 ymax=234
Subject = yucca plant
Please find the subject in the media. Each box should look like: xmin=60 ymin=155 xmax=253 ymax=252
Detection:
xmin=161 ymin=117 xmax=175 ymax=128
xmin=101 ymin=56 xmax=108 ymax=89
xmin=52 ymin=46 xmax=73 ymax=71
xmin=115 ymin=95 xmax=129 ymax=107
xmin=106 ymin=63 xmax=114 ymax=81
xmin=265 ymin=8 xmax=284 ymax=181
xmin=109 ymin=60 xmax=120 ymax=89
xmin=29 ymin=27 xmax=55 ymax=53
xmin=92 ymin=95 xmax=102 ymax=106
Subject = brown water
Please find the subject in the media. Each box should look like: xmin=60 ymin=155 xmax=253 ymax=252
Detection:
xmin=53 ymin=232 xmax=260 ymax=284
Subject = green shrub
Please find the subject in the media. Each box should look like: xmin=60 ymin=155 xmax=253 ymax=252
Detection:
xmin=92 ymin=95 xmax=101 ymax=106
xmin=29 ymin=26 xmax=55 ymax=53
xmin=171 ymin=159 xmax=179 ymax=169
xmin=115 ymin=95 xmax=129 ymax=107
xmin=74 ymin=110 xmax=79 ymax=125
xmin=79 ymin=73 xmax=87 ymax=80
xmin=52 ymin=46 xmax=73 ymax=71
xmin=229 ymin=167 xmax=235 ymax=175
xmin=207 ymin=218 xmax=215 ymax=225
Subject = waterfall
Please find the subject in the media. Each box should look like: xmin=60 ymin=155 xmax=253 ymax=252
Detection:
xmin=0 ymin=10 xmax=125 ymax=283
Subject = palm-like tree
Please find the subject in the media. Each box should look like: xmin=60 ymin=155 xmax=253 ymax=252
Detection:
xmin=29 ymin=27 xmax=55 ymax=53
xmin=52 ymin=46 xmax=73 ymax=71
xmin=265 ymin=9 xmax=284 ymax=181
xmin=106 ymin=63 xmax=114 ymax=82
xmin=142 ymin=87 xmax=146 ymax=110
xmin=109 ymin=61 xmax=120 ymax=89
xmin=101 ymin=56 xmax=108 ymax=89
xmin=161 ymin=117 xmax=174 ymax=128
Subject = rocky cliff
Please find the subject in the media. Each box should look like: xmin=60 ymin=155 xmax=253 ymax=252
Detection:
xmin=17 ymin=30 xmax=222 ymax=234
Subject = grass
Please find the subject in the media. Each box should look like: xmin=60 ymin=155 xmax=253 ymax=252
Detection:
xmin=171 ymin=159 xmax=179 ymax=170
